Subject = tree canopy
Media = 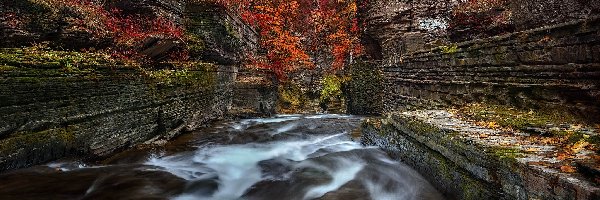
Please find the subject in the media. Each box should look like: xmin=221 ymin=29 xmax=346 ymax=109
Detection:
xmin=210 ymin=0 xmax=362 ymax=79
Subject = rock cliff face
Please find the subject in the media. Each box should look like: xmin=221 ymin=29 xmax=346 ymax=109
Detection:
xmin=359 ymin=0 xmax=600 ymax=59
xmin=0 ymin=0 xmax=185 ymax=49
xmin=0 ymin=65 xmax=235 ymax=171
xmin=358 ymin=0 xmax=456 ymax=59
xmin=185 ymin=2 xmax=258 ymax=65
xmin=356 ymin=1 xmax=600 ymax=198
xmin=357 ymin=0 xmax=600 ymax=122
xmin=0 ymin=1 xmax=268 ymax=171
xmin=381 ymin=17 xmax=600 ymax=123
xmin=510 ymin=0 xmax=600 ymax=31
xmin=362 ymin=112 xmax=600 ymax=200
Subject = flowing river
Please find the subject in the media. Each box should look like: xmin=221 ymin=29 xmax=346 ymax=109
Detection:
xmin=0 ymin=114 xmax=443 ymax=200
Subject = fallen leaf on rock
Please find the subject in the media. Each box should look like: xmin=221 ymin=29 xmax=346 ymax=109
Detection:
xmin=487 ymin=121 xmax=500 ymax=129
xmin=570 ymin=141 xmax=589 ymax=154
xmin=525 ymin=148 xmax=540 ymax=152
xmin=557 ymin=153 xmax=573 ymax=161
xmin=560 ymin=165 xmax=576 ymax=173
xmin=527 ymin=161 xmax=549 ymax=166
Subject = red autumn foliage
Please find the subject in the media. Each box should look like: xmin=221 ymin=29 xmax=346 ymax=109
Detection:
xmin=208 ymin=0 xmax=362 ymax=80
xmin=30 ymin=0 xmax=186 ymax=62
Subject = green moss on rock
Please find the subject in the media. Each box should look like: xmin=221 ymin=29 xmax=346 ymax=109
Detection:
xmin=0 ymin=126 xmax=78 ymax=170
xmin=277 ymin=83 xmax=308 ymax=113
xmin=346 ymin=60 xmax=383 ymax=115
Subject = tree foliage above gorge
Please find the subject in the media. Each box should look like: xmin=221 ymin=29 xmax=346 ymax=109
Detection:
xmin=1 ymin=0 xmax=187 ymax=62
xmin=206 ymin=0 xmax=363 ymax=80
xmin=2 ymin=0 xmax=362 ymax=78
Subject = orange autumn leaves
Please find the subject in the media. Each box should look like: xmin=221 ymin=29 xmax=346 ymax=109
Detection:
xmin=249 ymin=1 xmax=313 ymax=79
xmin=213 ymin=0 xmax=362 ymax=79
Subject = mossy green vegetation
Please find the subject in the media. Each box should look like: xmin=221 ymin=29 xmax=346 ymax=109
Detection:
xmin=455 ymin=103 xmax=580 ymax=136
xmin=319 ymin=74 xmax=348 ymax=103
xmin=141 ymin=62 xmax=217 ymax=87
xmin=185 ymin=33 xmax=206 ymax=57
xmin=277 ymin=83 xmax=308 ymax=113
xmin=0 ymin=46 xmax=218 ymax=87
xmin=0 ymin=126 xmax=77 ymax=156
xmin=455 ymin=103 xmax=600 ymax=157
xmin=491 ymin=147 xmax=524 ymax=161
xmin=0 ymin=46 xmax=126 ymax=70
xmin=440 ymin=43 xmax=459 ymax=54
xmin=346 ymin=60 xmax=383 ymax=115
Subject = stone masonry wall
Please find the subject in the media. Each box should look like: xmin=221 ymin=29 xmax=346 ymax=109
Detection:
xmin=382 ymin=17 xmax=600 ymax=122
xmin=0 ymin=66 xmax=234 ymax=171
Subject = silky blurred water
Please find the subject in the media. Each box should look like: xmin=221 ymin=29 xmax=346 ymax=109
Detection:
xmin=0 ymin=114 xmax=443 ymax=200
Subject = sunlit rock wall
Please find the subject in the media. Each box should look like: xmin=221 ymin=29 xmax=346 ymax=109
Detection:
xmin=362 ymin=113 xmax=600 ymax=200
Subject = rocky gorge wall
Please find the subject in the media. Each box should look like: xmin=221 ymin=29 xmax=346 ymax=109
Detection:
xmin=358 ymin=0 xmax=600 ymax=59
xmin=381 ymin=16 xmax=600 ymax=122
xmin=353 ymin=1 xmax=600 ymax=199
xmin=0 ymin=65 xmax=235 ymax=171
xmin=358 ymin=0 xmax=456 ymax=60
xmin=361 ymin=112 xmax=600 ymax=200
xmin=230 ymin=69 xmax=278 ymax=117
xmin=0 ymin=1 xmax=270 ymax=171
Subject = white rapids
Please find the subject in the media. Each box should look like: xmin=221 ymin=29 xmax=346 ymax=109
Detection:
xmin=146 ymin=115 xmax=444 ymax=200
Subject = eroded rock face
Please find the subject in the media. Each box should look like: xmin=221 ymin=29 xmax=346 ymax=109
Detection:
xmin=358 ymin=0 xmax=457 ymax=58
xmin=0 ymin=1 xmax=257 ymax=63
xmin=358 ymin=0 xmax=600 ymax=58
xmin=0 ymin=66 xmax=236 ymax=171
xmin=510 ymin=0 xmax=600 ymax=31
xmin=361 ymin=111 xmax=600 ymax=200
xmin=184 ymin=2 xmax=254 ymax=65
xmin=110 ymin=0 xmax=185 ymax=24
xmin=380 ymin=17 xmax=600 ymax=123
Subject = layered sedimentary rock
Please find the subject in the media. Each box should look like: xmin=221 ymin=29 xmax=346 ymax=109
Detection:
xmin=510 ymin=0 xmax=600 ymax=31
xmin=382 ymin=17 xmax=600 ymax=122
xmin=0 ymin=0 xmax=185 ymax=49
xmin=0 ymin=1 xmax=264 ymax=171
xmin=184 ymin=2 xmax=258 ymax=65
xmin=0 ymin=65 xmax=234 ymax=171
xmin=356 ymin=1 xmax=600 ymax=198
xmin=362 ymin=112 xmax=600 ymax=200
xmin=358 ymin=0 xmax=456 ymax=59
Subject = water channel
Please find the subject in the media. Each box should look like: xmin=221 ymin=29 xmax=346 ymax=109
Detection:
xmin=0 ymin=114 xmax=443 ymax=200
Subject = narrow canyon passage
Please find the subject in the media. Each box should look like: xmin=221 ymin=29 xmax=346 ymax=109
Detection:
xmin=0 ymin=115 xmax=443 ymax=200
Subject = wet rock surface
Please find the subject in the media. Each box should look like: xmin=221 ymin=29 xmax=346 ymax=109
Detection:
xmin=362 ymin=110 xmax=600 ymax=200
